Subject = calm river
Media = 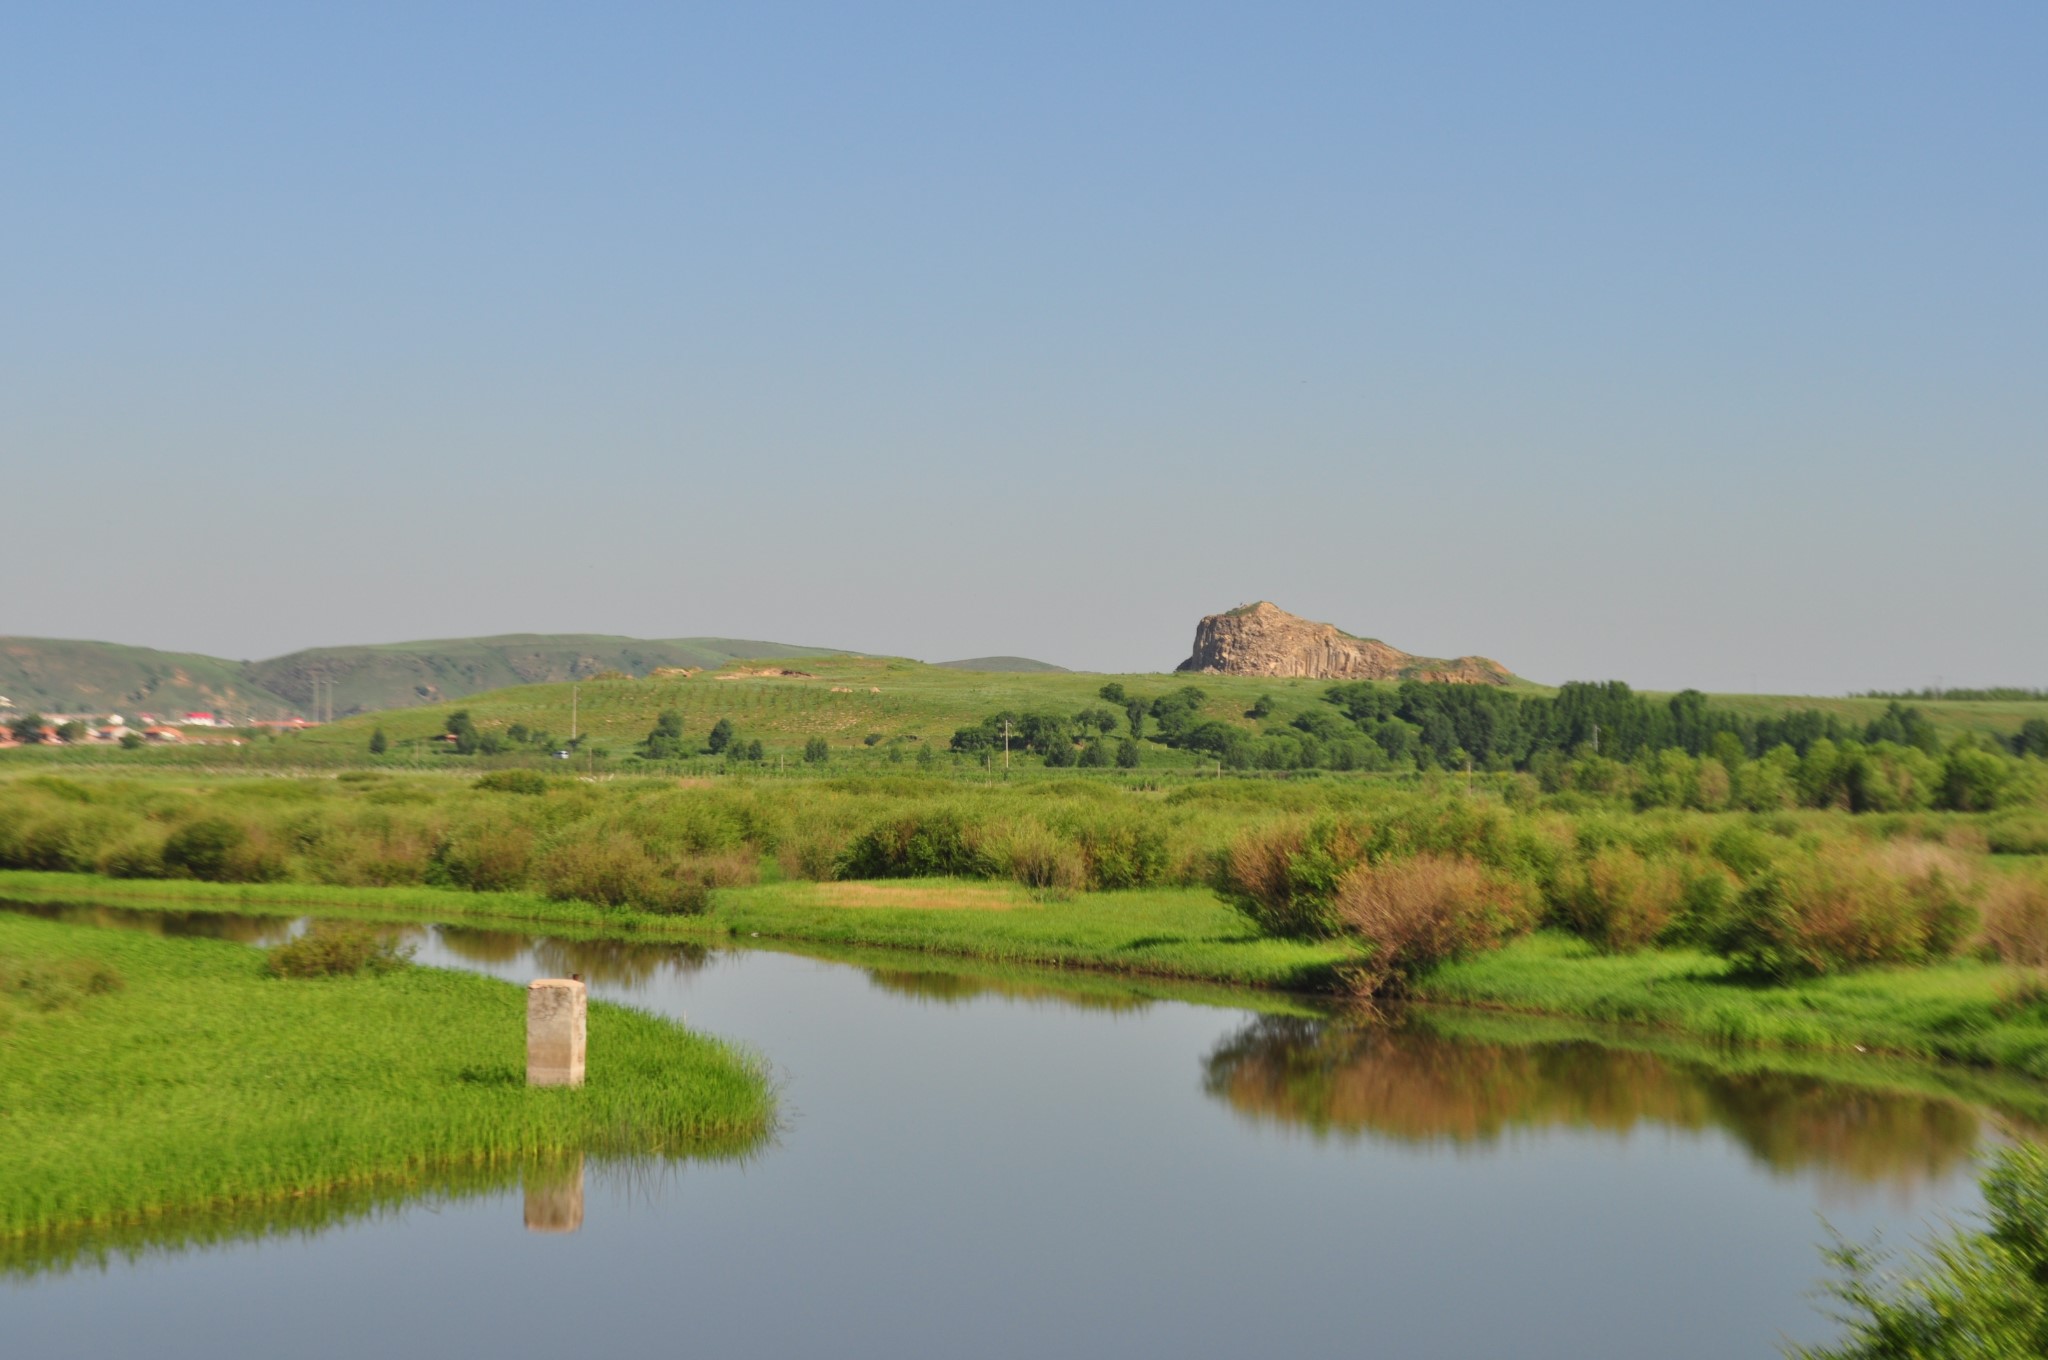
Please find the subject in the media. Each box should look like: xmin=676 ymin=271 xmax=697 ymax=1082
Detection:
xmin=4 ymin=908 xmax=2021 ymax=1358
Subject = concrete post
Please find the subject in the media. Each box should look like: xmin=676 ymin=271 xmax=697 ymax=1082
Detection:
xmin=527 ymin=979 xmax=587 ymax=1087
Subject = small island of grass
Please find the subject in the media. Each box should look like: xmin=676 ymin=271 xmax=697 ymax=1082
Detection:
xmin=0 ymin=912 xmax=774 ymax=1256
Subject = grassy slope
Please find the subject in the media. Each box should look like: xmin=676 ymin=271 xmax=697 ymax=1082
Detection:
xmin=0 ymin=912 xmax=774 ymax=1243
xmin=283 ymin=659 xmax=2048 ymax=760
xmin=0 ymin=634 xmax=867 ymax=723
xmin=244 ymin=634 xmax=868 ymax=717
xmin=0 ymin=637 xmax=267 ymax=717
xmin=933 ymin=656 xmax=1070 ymax=672
xmin=1419 ymin=932 xmax=2048 ymax=1077
xmin=281 ymin=657 xmax=1349 ymax=767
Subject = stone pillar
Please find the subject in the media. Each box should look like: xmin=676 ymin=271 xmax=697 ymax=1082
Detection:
xmin=527 ymin=979 xmax=587 ymax=1087
xmin=524 ymin=1153 xmax=586 ymax=1234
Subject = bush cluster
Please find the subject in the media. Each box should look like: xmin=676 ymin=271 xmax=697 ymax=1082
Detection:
xmin=265 ymin=925 xmax=414 ymax=978
xmin=1212 ymin=795 xmax=2029 ymax=986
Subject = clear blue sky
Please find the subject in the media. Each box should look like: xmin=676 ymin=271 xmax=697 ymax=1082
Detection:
xmin=5 ymin=2 xmax=2042 ymax=692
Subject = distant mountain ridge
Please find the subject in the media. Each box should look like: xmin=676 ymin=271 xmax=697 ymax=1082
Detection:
xmin=933 ymin=656 xmax=1070 ymax=673
xmin=0 ymin=634 xmax=864 ymax=720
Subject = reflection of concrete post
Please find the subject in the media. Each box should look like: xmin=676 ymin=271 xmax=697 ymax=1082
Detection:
xmin=524 ymin=1153 xmax=586 ymax=1234
xmin=527 ymin=979 xmax=586 ymax=1087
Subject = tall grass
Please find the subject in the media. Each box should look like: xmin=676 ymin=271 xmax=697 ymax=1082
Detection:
xmin=0 ymin=913 xmax=774 ymax=1245
xmin=1789 ymin=1142 xmax=2048 ymax=1359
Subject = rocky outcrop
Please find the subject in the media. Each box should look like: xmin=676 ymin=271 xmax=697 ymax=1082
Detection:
xmin=1175 ymin=602 xmax=1511 ymax=685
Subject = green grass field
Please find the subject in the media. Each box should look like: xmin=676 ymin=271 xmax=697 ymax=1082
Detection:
xmin=0 ymin=911 xmax=774 ymax=1250
xmin=6 ymin=652 xmax=2034 ymax=776
xmin=1420 ymin=931 xmax=2048 ymax=1076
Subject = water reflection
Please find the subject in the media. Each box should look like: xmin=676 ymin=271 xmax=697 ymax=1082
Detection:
xmin=523 ymin=1154 xmax=586 ymax=1234
xmin=865 ymin=967 xmax=1153 ymax=1012
xmin=1203 ymin=1015 xmax=1984 ymax=1190
xmin=0 ymin=899 xmax=296 ymax=944
xmin=435 ymin=926 xmax=710 ymax=987
xmin=1 ymin=1161 xmax=525 ymax=1281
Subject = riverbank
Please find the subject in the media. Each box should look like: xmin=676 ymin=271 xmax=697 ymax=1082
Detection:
xmin=0 ymin=869 xmax=1361 ymax=990
xmin=1420 ymin=932 xmax=2048 ymax=1078
xmin=8 ymin=869 xmax=2048 ymax=1081
xmin=0 ymin=911 xmax=775 ymax=1247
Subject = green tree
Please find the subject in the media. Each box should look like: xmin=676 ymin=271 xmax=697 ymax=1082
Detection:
xmin=707 ymin=717 xmax=736 ymax=754
xmin=643 ymin=710 xmax=687 ymax=759
xmin=56 ymin=720 xmax=88 ymax=743
xmin=1247 ymin=695 xmax=1275 ymax=720
xmin=1098 ymin=682 xmax=1126 ymax=705
xmin=1941 ymin=745 xmax=2010 ymax=812
xmin=445 ymin=710 xmax=479 ymax=755
xmin=803 ymin=736 xmax=829 ymax=764
xmin=1125 ymin=698 xmax=1146 ymax=738
xmin=10 ymin=713 xmax=46 ymax=744
xmin=746 ymin=739 xmax=764 ymax=761
xmin=916 ymin=745 xmax=935 ymax=769
xmin=118 ymin=730 xmax=144 ymax=751
xmin=1077 ymin=739 xmax=1110 ymax=767
xmin=1115 ymin=739 xmax=1141 ymax=768
xmin=368 ymin=727 xmax=388 ymax=755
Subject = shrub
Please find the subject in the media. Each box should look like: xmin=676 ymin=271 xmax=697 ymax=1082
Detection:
xmin=0 ymin=955 xmax=123 ymax=1011
xmin=988 ymin=821 xmax=1086 ymax=893
xmin=96 ymin=831 xmax=168 ymax=879
xmin=474 ymin=769 xmax=552 ymax=795
xmin=434 ymin=821 xmax=536 ymax=892
xmin=1558 ymin=847 xmax=1684 ymax=952
xmin=162 ymin=818 xmax=286 ymax=883
xmin=1071 ymin=815 xmax=1169 ymax=890
xmin=1987 ymin=811 xmax=2048 ymax=855
xmin=1217 ymin=818 xmax=1370 ymax=939
xmin=1714 ymin=842 xmax=1980 ymax=978
xmin=1981 ymin=872 xmax=2048 ymax=968
xmin=838 ymin=811 xmax=996 ymax=879
xmin=266 ymin=925 xmax=414 ymax=978
xmin=1333 ymin=854 xmax=1537 ymax=999
xmin=537 ymin=833 xmax=685 ymax=912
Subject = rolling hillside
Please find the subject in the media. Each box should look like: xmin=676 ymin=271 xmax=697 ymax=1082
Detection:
xmin=0 ymin=634 xmax=866 ymax=720
xmin=278 ymin=655 xmax=2041 ymax=767
xmin=933 ymin=656 xmax=1070 ymax=673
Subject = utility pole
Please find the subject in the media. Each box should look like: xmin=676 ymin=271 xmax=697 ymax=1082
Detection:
xmin=1592 ymin=723 xmax=1600 ymax=756
xmin=1001 ymin=719 xmax=1012 ymax=775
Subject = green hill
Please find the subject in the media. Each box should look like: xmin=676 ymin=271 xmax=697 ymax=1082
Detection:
xmin=933 ymin=656 xmax=1070 ymax=673
xmin=281 ymin=655 xmax=2040 ymax=769
xmin=0 ymin=634 xmax=864 ymax=721
xmin=0 ymin=638 xmax=268 ymax=719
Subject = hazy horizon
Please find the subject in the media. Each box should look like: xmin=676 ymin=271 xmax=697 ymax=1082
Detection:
xmin=6 ymin=4 xmax=2042 ymax=694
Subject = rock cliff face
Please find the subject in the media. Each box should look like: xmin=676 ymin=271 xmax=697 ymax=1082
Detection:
xmin=1175 ymin=602 xmax=1511 ymax=685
